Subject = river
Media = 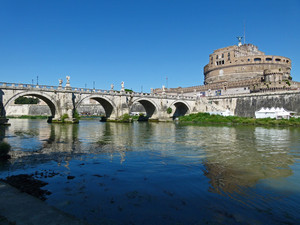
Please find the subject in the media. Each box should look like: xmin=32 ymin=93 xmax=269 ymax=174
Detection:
xmin=1 ymin=119 xmax=300 ymax=224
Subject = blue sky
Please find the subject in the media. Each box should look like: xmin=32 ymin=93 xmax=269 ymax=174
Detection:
xmin=0 ymin=0 xmax=299 ymax=92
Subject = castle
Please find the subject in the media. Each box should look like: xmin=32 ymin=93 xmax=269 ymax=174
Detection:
xmin=154 ymin=39 xmax=300 ymax=96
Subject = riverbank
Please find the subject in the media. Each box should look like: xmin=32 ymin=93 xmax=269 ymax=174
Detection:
xmin=0 ymin=181 xmax=88 ymax=225
xmin=179 ymin=112 xmax=300 ymax=126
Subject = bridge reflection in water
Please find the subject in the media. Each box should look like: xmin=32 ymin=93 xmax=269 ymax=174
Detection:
xmin=1 ymin=120 xmax=299 ymax=224
xmin=2 ymin=121 xmax=296 ymax=192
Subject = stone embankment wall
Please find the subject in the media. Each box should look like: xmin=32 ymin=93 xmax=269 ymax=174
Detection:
xmin=234 ymin=93 xmax=300 ymax=117
xmin=209 ymin=91 xmax=300 ymax=117
xmin=7 ymin=105 xmax=51 ymax=116
xmin=6 ymin=103 xmax=146 ymax=116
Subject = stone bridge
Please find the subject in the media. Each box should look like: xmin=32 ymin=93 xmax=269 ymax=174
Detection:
xmin=0 ymin=82 xmax=202 ymax=123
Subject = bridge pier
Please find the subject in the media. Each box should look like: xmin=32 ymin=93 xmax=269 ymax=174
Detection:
xmin=0 ymin=117 xmax=9 ymax=125
xmin=0 ymin=98 xmax=9 ymax=125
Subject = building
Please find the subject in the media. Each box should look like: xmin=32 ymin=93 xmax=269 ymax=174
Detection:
xmin=153 ymin=39 xmax=300 ymax=97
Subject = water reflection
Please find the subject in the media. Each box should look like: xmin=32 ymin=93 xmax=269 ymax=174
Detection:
xmin=1 ymin=120 xmax=300 ymax=224
xmin=3 ymin=120 xmax=297 ymax=195
xmin=202 ymin=126 xmax=294 ymax=194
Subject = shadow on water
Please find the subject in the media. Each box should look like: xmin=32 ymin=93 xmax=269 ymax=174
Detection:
xmin=0 ymin=125 xmax=5 ymax=142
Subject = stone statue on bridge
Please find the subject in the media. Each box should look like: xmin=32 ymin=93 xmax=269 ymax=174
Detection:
xmin=121 ymin=81 xmax=125 ymax=91
xmin=111 ymin=84 xmax=114 ymax=90
xmin=65 ymin=76 xmax=71 ymax=89
xmin=59 ymin=79 xmax=63 ymax=87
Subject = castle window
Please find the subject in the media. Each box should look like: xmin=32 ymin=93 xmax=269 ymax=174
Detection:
xmin=286 ymin=60 xmax=289 ymax=63
xmin=266 ymin=58 xmax=272 ymax=61
xmin=222 ymin=53 xmax=224 ymax=58
xmin=275 ymin=58 xmax=281 ymax=62
xmin=222 ymin=60 xmax=224 ymax=64
xmin=254 ymin=58 xmax=261 ymax=62
xmin=248 ymin=59 xmax=251 ymax=61
xmin=216 ymin=55 xmax=219 ymax=60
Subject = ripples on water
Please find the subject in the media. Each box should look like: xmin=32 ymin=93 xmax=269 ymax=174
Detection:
xmin=1 ymin=119 xmax=300 ymax=224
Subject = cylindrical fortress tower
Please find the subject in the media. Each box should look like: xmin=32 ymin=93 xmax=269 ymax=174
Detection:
xmin=203 ymin=44 xmax=291 ymax=85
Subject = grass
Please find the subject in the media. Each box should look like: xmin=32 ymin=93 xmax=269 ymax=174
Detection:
xmin=179 ymin=112 xmax=300 ymax=127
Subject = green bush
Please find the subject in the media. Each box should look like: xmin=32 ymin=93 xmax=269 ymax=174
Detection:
xmin=119 ymin=113 xmax=132 ymax=123
xmin=73 ymin=110 xmax=80 ymax=120
xmin=131 ymin=115 xmax=139 ymax=120
xmin=179 ymin=112 xmax=300 ymax=127
xmin=167 ymin=107 xmax=172 ymax=114
xmin=61 ymin=114 xmax=69 ymax=123
xmin=0 ymin=142 xmax=11 ymax=158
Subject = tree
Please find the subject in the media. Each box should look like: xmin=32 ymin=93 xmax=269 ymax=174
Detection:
xmin=15 ymin=96 xmax=39 ymax=104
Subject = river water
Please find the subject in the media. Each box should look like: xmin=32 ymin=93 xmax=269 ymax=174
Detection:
xmin=1 ymin=119 xmax=300 ymax=224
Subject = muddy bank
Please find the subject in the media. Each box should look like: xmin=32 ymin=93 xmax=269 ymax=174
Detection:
xmin=1 ymin=174 xmax=52 ymax=201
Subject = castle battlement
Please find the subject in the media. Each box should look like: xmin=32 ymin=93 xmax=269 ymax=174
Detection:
xmin=204 ymin=44 xmax=291 ymax=85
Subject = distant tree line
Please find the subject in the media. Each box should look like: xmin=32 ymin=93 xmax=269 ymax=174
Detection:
xmin=15 ymin=96 xmax=39 ymax=104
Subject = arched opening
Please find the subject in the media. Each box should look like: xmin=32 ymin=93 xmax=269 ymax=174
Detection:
xmin=4 ymin=92 xmax=58 ymax=123
xmin=254 ymin=58 xmax=261 ymax=62
xmin=129 ymin=102 xmax=146 ymax=116
xmin=172 ymin=102 xmax=190 ymax=120
xmin=130 ymin=99 xmax=157 ymax=121
xmin=76 ymin=96 xmax=116 ymax=121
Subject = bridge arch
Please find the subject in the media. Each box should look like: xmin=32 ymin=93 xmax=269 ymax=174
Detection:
xmin=75 ymin=95 xmax=117 ymax=119
xmin=131 ymin=98 xmax=159 ymax=119
xmin=4 ymin=91 xmax=60 ymax=119
xmin=169 ymin=100 xmax=191 ymax=119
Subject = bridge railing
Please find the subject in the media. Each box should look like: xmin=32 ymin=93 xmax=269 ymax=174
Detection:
xmin=0 ymin=82 xmax=196 ymax=100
